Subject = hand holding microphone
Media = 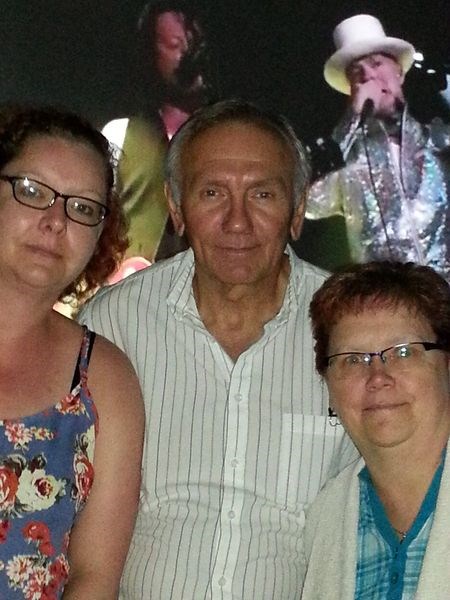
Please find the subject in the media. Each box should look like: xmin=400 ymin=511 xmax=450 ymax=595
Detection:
xmin=351 ymin=80 xmax=382 ymax=116
xmin=351 ymin=79 xmax=403 ymax=120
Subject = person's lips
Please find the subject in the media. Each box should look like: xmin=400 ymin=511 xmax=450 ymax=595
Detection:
xmin=217 ymin=243 xmax=258 ymax=252
xmin=363 ymin=402 xmax=406 ymax=414
xmin=25 ymin=244 xmax=62 ymax=260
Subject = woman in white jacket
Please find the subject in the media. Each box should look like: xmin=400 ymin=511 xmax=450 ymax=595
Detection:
xmin=302 ymin=261 xmax=450 ymax=599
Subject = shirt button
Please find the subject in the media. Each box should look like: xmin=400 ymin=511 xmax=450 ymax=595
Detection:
xmin=235 ymin=393 xmax=243 ymax=402
xmin=231 ymin=458 xmax=239 ymax=468
xmin=228 ymin=510 xmax=235 ymax=519
xmin=218 ymin=577 xmax=226 ymax=587
xmin=391 ymin=572 xmax=399 ymax=584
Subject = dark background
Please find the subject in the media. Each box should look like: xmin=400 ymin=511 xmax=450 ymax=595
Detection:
xmin=1 ymin=0 xmax=449 ymax=270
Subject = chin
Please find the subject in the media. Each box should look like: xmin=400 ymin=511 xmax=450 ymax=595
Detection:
xmin=364 ymin=425 xmax=413 ymax=449
xmin=375 ymin=106 xmax=397 ymax=119
xmin=377 ymin=98 xmax=403 ymax=119
xmin=369 ymin=436 xmax=409 ymax=449
xmin=210 ymin=262 xmax=263 ymax=284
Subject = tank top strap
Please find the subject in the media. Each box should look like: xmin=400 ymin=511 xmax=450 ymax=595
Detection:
xmin=69 ymin=326 xmax=97 ymax=392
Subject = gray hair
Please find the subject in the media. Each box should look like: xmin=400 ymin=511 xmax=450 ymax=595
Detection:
xmin=165 ymin=98 xmax=311 ymax=208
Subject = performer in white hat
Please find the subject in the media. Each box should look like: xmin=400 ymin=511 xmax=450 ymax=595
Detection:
xmin=307 ymin=14 xmax=450 ymax=282
xmin=323 ymin=14 xmax=414 ymax=98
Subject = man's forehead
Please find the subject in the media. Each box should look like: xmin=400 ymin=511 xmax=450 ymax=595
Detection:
xmin=185 ymin=122 xmax=290 ymax=162
xmin=180 ymin=121 xmax=295 ymax=183
xmin=191 ymin=120 xmax=286 ymax=148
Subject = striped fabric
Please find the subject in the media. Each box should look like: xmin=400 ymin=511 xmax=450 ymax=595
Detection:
xmin=79 ymin=247 xmax=358 ymax=599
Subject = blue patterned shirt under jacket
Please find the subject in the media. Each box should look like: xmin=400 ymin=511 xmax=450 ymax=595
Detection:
xmin=355 ymin=452 xmax=444 ymax=599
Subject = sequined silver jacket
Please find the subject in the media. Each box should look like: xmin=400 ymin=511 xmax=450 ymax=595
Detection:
xmin=307 ymin=107 xmax=450 ymax=279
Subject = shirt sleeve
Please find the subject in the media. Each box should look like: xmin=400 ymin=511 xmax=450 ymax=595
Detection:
xmin=306 ymin=169 xmax=345 ymax=219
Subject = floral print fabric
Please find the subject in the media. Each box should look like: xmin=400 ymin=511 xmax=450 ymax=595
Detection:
xmin=0 ymin=328 xmax=97 ymax=599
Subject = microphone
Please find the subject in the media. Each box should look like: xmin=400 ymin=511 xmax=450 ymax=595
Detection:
xmin=359 ymin=98 xmax=374 ymax=126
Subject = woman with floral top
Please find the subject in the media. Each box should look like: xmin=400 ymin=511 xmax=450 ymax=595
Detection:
xmin=0 ymin=106 xmax=144 ymax=598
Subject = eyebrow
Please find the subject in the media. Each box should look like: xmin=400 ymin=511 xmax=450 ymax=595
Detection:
xmin=249 ymin=176 xmax=288 ymax=186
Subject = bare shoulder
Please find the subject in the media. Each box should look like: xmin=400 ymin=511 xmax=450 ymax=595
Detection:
xmin=52 ymin=312 xmax=143 ymax=421
xmin=89 ymin=333 xmax=137 ymax=377
xmin=63 ymin=329 xmax=144 ymax=594
xmin=86 ymin=333 xmax=143 ymax=419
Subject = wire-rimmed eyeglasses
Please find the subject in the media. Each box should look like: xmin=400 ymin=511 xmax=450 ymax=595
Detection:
xmin=0 ymin=175 xmax=110 ymax=226
xmin=326 ymin=341 xmax=445 ymax=380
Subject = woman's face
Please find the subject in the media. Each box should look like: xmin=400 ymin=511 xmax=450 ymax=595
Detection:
xmin=0 ymin=134 xmax=107 ymax=299
xmin=325 ymin=305 xmax=450 ymax=457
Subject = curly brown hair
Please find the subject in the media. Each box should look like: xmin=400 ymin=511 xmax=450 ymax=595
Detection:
xmin=0 ymin=104 xmax=128 ymax=302
xmin=309 ymin=261 xmax=450 ymax=375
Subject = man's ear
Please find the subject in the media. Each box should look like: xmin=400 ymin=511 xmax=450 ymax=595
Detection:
xmin=165 ymin=182 xmax=185 ymax=237
xmin=290 ymin=194 xmax=306 ymax=241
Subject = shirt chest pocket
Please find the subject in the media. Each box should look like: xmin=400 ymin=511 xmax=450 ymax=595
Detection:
xmin=276 ymin=414 xmax=347 ymax=510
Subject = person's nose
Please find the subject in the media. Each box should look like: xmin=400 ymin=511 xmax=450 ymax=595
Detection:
xmin=365 ymin=356 xmax=393 ymax=389
xmin=222 ymin=194 xmax=252 ymax=233
xmin=39 ymin=197 xmax=68 ymax=234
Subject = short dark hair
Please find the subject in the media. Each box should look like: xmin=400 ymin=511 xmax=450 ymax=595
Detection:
xmin=0 ymin=104 xmax=128 ymax=302
xmin=165 ymin=98 xmax=311 ymax=208
xmin=309 ymin=261 xmax=450 ymax=375
xmin=138 ymin=0 xmax=200 ymax=42
xmin=136 ymin=1 xmax=203 ymax=87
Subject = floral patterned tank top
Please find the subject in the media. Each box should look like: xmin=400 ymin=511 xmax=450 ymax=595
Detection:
xmin=0 ymin=327 xmax=98 ymax=599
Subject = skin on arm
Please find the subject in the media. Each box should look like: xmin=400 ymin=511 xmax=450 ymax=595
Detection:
xmin=63 ymin=335 xmax=144 ymax=599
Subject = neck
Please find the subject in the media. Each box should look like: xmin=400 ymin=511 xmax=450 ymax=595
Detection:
xmin=0 ymin=302 xmax=56 ymax=351
xmin=363 ymin=430 xmax=448 ymax=535
xmin=0 ymin=276 xmax=61 ymax=342
xmin=159 ymin=103 xmax=191 ymax=139
xmin=381 ymin=110 xmax=404 ymax=142
xmin=193 ymin=256 xmax=290 ymax=360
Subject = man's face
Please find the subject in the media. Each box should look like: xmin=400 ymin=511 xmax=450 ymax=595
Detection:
xmin=347 ymin=53 xmax=405 ymax=117
xmin=154 ymin=11 xmax=205 ymax=97
xmin=167 ymin=121 xmax=305 ymax=288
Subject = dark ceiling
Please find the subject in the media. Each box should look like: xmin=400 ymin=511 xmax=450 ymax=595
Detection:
xmin=1 ymin=0 xmax=448 ymax=140
xmin=1 ymin=1 xmax=448 ymax=270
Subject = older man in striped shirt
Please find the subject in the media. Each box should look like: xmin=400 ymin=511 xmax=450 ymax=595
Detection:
xmin=79 ymin=99 xmax=358 ymax=599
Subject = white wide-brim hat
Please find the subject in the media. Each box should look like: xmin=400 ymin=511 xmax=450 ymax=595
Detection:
xmin=324 ymin=14 xmax=415 ymax=95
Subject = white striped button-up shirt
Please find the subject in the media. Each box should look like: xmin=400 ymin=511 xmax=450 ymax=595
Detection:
xmin=79 ymin=247 xmax=358 ymax=599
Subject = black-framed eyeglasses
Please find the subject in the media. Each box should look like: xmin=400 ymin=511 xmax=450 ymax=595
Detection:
xmin=0 ymin=175 xmax=110 ymax=226
xmin=326 ymin=341 xmax=445 ymax=380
